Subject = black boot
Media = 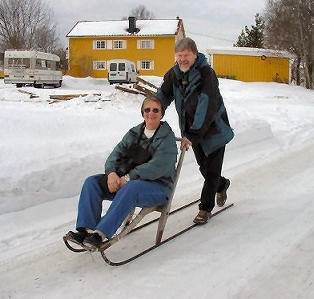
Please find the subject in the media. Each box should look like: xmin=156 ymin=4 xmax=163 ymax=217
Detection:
xmin=83 ymin=232 xmax=103 ymax=250
xmin=66 ymin=229 xmax=88 ymax=245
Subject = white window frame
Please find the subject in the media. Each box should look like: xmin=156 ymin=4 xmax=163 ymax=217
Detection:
xmin=93 ymin=61 xmax=106 ymax=70
xmin=138 ymin=60 xmax=154 ymax=70
xmin=113 ymin=40 xmax=126 ymax=49
xmin=93 ymin=40 xmax=106 ymax=49
xmin=107 ymin=40 xmax=113 ymax=49
xmin=137 ymin=40 xmax=154 ymax=49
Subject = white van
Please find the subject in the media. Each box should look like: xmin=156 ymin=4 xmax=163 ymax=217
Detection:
xmin=108 ymin=59 xmax=137 ymax=84
xmin=4 ymin=50 xmax=62 ymax=88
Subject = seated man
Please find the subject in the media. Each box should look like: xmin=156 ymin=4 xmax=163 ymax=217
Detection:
xmin=66 ymin=96 xmax=178 ymax=250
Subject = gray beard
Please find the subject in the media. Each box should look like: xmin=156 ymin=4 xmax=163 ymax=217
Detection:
xmin=179 ymin=66 xmax=190 ymax=73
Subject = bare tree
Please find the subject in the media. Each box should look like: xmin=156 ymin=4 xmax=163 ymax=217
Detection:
xmin=122 ymin=5 xmax=155 ymax=20
xmin=264 ymin=0 xmax=313 ymax=89
xmin=0 ymin=0 xmax=59 ymax=52
xmin=54 ymin=47 xmax=68 ymax=73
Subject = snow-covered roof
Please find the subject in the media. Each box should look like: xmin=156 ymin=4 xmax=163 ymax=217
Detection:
xmin=207 ymin=47 xmax=293 ymax=58
xmin=67 ymin=19 xmax=182 ymax=37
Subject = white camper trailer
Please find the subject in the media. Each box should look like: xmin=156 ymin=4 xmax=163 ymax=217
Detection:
xmin=108 ymin=59 xmax=137 ymax=84
xmin=4 ymin=50 xmax=62 ymax=88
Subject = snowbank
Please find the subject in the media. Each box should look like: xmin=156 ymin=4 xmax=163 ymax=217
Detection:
xmin=1 ymin=76 xmax=314 ymax=214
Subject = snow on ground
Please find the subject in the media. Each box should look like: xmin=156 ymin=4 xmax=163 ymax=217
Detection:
xmin=0 ymin=76 xmax=313 ymax=298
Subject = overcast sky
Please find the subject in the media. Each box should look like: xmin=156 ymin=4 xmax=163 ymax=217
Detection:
xmin=46 ymin=0 xmax=266 ymax=52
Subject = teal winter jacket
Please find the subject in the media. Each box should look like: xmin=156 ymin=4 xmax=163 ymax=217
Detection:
xmin=156 ymin=53 xmax=234 ymax=155
xmin=105 ymin=121 xmax=178 ymax=197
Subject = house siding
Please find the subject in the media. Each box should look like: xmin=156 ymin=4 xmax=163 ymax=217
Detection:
xmin=210 ymin=53 xmax=290 ymax=83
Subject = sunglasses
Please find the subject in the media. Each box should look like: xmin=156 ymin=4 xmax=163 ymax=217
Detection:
xmin=143 ymin=107 xmax=161 ymax=113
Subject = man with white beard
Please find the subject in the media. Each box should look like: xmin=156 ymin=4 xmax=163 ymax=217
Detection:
xmin=156 ymin=37 xmax=234 ymax=224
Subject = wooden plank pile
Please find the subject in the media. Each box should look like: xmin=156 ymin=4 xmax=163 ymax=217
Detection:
xmin=17 ymin=89 xmax=102 ymax=102
xmin=115 ymin=77 xmax=158 ymax=97
xmin=17 ymin=77 xmax=158 ymax=103
xmin=49 ymin=94 xmax=101 ymax=100
xmin=17 ymin=89 xmax=39 ymax=98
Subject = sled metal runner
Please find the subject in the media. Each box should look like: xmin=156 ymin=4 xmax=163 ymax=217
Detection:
xmin=63 ymin=202 xmax=234 ymax=264
xmin=101 ymin=203 xmax=234 ymax=266
xmin=63 ymin=139 xmax=234 ymax=265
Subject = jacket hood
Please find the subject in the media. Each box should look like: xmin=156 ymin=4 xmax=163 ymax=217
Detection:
xmin=193 ymin=52 xmax=208 ymax=69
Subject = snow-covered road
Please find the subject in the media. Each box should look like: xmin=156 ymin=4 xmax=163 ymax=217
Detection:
xmin=0 ymin=76 xmax=313 ymax=298
xmin=1 ymin=142 xmax=313 ymax=299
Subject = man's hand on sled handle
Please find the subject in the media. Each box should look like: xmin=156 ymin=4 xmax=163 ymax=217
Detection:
xmin=177 ymin=136 xmax=192 ymax=150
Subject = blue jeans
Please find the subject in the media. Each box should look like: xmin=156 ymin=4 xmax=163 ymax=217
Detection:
xmin=76 ymin=174 xmax=167 ymax=239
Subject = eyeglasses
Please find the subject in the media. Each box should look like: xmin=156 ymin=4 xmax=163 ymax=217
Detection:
xmin=143 ymin=107 xmax=161 ymax=113
xmin=175 ymin=53 xmax=194 ymax=59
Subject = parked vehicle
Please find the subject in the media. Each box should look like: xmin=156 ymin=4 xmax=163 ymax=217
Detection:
xmin=4 ymin=50 xmax=62 ymax=88
xmin=108 ymin=59 xmax=137 ymax=84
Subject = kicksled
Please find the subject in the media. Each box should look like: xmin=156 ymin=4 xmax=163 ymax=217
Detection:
xmin=63 ymin=138 xmax=234 ymax=266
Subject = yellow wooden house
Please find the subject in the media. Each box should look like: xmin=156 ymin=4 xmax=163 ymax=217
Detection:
xmin=66 ymin=17 xmax=185 ymax=78
xmin=207 ymin=47 xmax=292 ymax=83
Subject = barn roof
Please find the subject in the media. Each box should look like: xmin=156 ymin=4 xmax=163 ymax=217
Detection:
xmin=207 ymin=47 xmax=293 ymax=58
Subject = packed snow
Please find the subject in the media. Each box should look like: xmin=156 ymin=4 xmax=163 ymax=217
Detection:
xmin=0 ymin=75 xmax=313 ymax=299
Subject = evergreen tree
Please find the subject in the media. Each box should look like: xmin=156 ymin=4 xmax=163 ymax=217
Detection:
xmin=234 ymin=14 xmax=265 ymax=48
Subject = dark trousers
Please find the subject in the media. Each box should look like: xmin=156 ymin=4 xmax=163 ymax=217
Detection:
xmin=192 ymin=144 xmax=227 ymax=212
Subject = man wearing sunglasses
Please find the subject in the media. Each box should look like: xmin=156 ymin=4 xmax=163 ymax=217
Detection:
xmin=156 ymin=37 xmax=234 ymax=224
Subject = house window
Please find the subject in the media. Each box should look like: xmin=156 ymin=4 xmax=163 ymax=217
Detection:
xmin=138 ymin=40 xmax=154 ymax=49
xmin=94 ymin=61 xmax=106 ymax=70
xmin=139 ymin=60 xmax=154 ymax=70
xmin=94 ymin=40 xmax=106 ymax=49
xmin=113 ymin=40 xmax=126 ymax=49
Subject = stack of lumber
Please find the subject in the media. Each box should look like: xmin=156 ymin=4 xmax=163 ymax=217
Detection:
xmin=115 ymin=77 xmax=158 ymax=97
